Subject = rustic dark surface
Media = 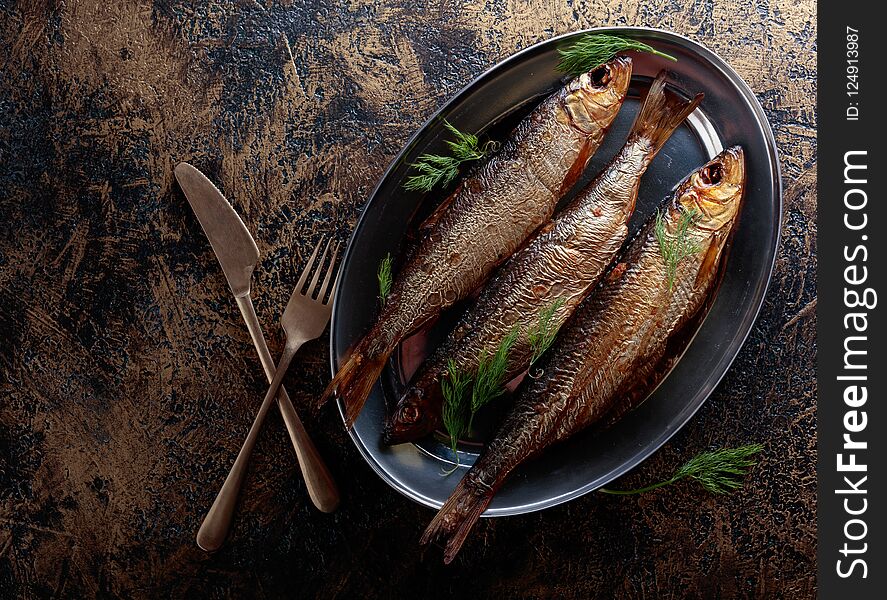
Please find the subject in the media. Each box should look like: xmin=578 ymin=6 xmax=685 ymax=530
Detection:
xmin=0 ymin=1 xmax=816 ymax=598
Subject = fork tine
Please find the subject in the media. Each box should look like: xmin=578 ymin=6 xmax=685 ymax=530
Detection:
xmin=319 ymin=242 xmax=340 ymax=304
xmin=307 ymin=238 xmax=332 ymax=298
xmin=325 ymin=275 xmax=339 ymax=307
xmin=295 ymin=238 xmax=324 ymax=293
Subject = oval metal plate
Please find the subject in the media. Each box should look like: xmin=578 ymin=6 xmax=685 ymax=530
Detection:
xmin=329 ymin=27 xmax=781 ymax=516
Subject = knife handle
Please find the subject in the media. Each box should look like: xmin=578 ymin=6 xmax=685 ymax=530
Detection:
xmin=235 ymin=295 xmax=340 ymax=513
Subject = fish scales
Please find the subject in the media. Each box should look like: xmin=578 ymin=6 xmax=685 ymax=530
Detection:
xmin=385 ymin=72 xmax=703 ymax=445
xmin=421 ymin=146 xmax=746 ymax=564
xmin=321 ymin=59 xmax=634 ymax=425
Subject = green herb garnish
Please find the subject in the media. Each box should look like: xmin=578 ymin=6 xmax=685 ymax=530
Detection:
xmin=377 ymin=253 xmax=392 ymax=303
xmin=528 ymin=297 xmax=567 ymax=365
xmin=557 ymin=33 xmax=677 ymax=75
xmin=471 ymin=327 xmax=520 ymax=416
xmin=441 ymin=359 xmax=472 ymax=473
xmin=437 ymin=327 xmax=520 ymax=475
xmin=599 ymin=444 xmax=763 ymax=495
xmin=440 ymin=327 xmax=520 ymax=475
xmin=403 ymin=121 xmax=498 ymax=192
xmin=655 ymin=207 xmax=701 ymax=290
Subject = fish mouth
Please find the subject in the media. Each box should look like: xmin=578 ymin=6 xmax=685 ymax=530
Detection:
xmin=565 ymin=56 xmax=632 ymax=134
xmin=380 ymin=424 xmax=400 ymax=446
xmin=709 ymin=146 xmax=744 ymax=187
xmin=381 ymin=425 xmax=409 ymax=446
xmin=682 ymin=146 xmax=745 ymax=230
xmin=582 ymin=56 xmax=632 ymax=94
xmin=702 ymin=146 xmax=744 ymax=195
xmin=381 ymin=418 xmax=435 ymax=446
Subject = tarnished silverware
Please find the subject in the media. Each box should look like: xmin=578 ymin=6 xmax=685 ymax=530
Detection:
xmin=174 ymin=163 xmax=339 ymax=551
xmin=195 ymin=236 xmax=340 ymax=552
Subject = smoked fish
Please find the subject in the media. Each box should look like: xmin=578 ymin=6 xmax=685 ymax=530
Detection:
xmin=384 ymin=71 xmax=703 ymax=445
xmin=321 ymin=58 xmax=634 ymax=425
xmin=421 ymin=146 xmax=746 ymax=563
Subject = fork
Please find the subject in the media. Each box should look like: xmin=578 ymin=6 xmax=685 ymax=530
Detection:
xmin=196 ymin=238 xmax=340 ymax=551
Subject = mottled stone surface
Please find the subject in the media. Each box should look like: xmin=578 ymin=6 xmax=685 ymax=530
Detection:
xmin=0 ymin=1 xmax=815 ymax=598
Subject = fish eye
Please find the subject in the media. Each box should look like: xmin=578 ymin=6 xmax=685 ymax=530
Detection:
xmin=590 ymin=65 xmax=611 ymax=87
xmin=400 ymin=404 xmax=420 ymax=423
xmin=700 ymin=163 xmax=723 ymax=186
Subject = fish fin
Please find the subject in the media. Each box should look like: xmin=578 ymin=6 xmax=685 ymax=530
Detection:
xmin=694 ymin=231 xmax=725 ymax=289
xmin=418 ymin=185 xmax=459 ymax=232
xmin=558 ymin=136 xmax=596 ymax=197
xmin=420 ymin=477 xmax=493 ymax=564
xmin=629 ymin=71 xmax=703 ymax=158
xmin=319 ymin=339 xmax=391 ymax=427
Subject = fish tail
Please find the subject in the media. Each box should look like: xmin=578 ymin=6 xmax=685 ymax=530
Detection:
xmin=319 ymin=336 xmax=392 ymax=427
xmin=629 ymin=70 xmax=704 ymax=157
xmin=420 ymin=476 xmax=494 ymax=564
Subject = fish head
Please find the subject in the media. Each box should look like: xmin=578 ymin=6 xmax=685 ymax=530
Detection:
xmin=677 ymin=146 xmax=745 ymax=232
xmin=382 ymin=389 xmax=437 ymax=446
xmin=563 ymin=56 xmax=633 ymax=134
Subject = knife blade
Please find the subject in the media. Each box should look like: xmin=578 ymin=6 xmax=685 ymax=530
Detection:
xmin=174 ymin=162 xmax=259 ymax=298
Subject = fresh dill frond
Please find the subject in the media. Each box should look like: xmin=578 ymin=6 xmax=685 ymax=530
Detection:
xmin=655 ymin=207 xmax=701 ymax=290
xmin=528 ymin=297 xmax=567 ymax=365
xmin=403 ymin=154 xmax=461 ymax=192
xmin=442 ymin=121 xmax=485 ymax=161
xmin=439 ymin=328 xmax=518 ymax=475
xmin=441 ymin=360 xmax=471 ymax=475
xmin=441 ymin=359 xmax=472 ymax=461
xmin=377 ymin=253 xmax=393 ymax=303
xmin=403 ymin=121 xmax=498 ymax=192
xmin=471 ymin=326 xmax=520 ymax=415
xmin=598 ymin=444 xmax=764 ymax=496
xmin=675 ymin=444 xmax=764 ymax=494
xmin=557 ymin=33 xmax=677 ymax=75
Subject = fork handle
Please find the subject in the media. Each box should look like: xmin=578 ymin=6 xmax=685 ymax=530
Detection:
xmin=235 ymin=296 xmax=339 ymax=513
xmin=196 ymin=343 xmax=299 ymax=552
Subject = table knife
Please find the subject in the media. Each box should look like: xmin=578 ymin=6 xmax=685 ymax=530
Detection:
xmin=174 ymin=163 xmax=339 ymax=536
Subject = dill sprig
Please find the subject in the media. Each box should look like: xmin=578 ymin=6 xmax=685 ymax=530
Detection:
xmin=441 ymin=359 xmax=472 ymax=465
xmin=557 ymin=33 xmax=677 ymax=75
xmin=437 ymin=327 xmax=519 ymax=476
xmin=655 ymin=207 xmax=701 ymax=290
xmin=471 ymin=327 xmax=520 ymax=415
xmin=599 ymin=444 xmax=764 ymax=495
xmin=403 ymin=121 xmax=498 ymax=192
xmin=377 ymin=253 xmax=392 ymax=303
xmin=528 ymin=297 xmax=567 ymax=365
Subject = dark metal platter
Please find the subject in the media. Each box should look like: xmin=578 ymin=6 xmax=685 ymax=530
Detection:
xmin=329 ymin=27 xmax=781 ymax=515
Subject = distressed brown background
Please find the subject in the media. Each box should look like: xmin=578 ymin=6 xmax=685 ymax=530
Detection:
xmin=0 ymin=0 xmax=816 ymax=598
